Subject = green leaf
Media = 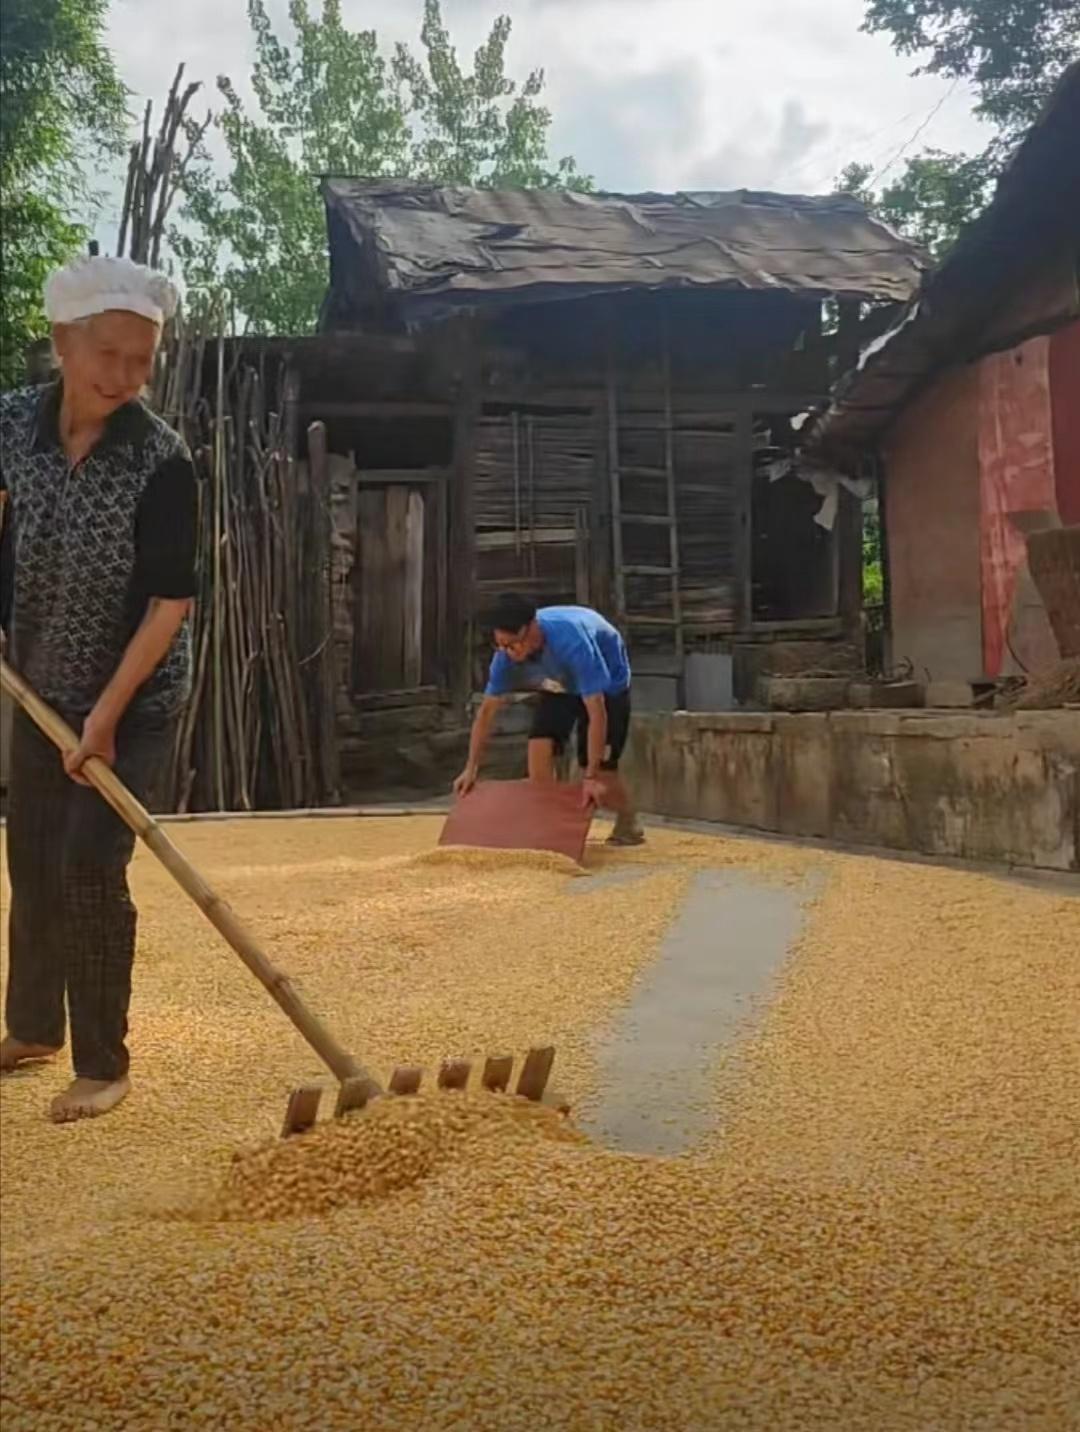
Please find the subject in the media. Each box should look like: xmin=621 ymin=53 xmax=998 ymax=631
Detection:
xmin=0 ymin=0 xmax=125 ymax=386
xmin=172 ymin=0 xmax=591 ymax=334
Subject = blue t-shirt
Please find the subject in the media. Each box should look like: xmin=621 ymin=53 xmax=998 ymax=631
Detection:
xmin=485 ymin=606 xmax=631 ymax=699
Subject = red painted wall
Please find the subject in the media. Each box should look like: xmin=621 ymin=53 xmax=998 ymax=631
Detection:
xmin=978 ymin=336 xmax=1058 ymax=677
xmin=882 ymin=365 xmax=983 ymax=681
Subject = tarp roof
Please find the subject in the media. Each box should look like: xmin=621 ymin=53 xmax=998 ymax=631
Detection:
xmin=805 ymin=59 xmax=1080 ymax=461
xmin=322 ymin=182 xmax=925 ymax=322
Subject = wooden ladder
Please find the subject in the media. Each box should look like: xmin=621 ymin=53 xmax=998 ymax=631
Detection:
xmin=606 ymin=304 xmax=684 ymax=659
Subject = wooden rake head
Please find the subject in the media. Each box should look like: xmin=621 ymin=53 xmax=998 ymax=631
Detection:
xmin=281 ymin=1046 xmax=562 ymax=1138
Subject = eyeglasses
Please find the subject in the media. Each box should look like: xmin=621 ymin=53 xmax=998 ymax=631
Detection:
xmin=493 ymin=627 xmax=529 ymax=654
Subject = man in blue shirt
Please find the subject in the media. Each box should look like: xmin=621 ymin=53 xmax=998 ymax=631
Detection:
xmin=453 ymin=593 xmax=645 ymax=845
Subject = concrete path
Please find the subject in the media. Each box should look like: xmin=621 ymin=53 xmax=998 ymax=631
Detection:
xmin=578 ymin=869 xmax=815 ymax=1155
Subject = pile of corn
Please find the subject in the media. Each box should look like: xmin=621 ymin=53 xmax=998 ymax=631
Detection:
xmin=200 ymin=1092 xmax=582 ymax=1222
xmin=1 ymin=817 xmax=1078 ymax=1430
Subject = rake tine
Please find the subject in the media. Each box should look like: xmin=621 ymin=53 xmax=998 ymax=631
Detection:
xmin=516 ymin=1047 xmax=556 ymax=1102
xmin=281 ymin=1084 xmax=323 ymax=1138
xmin=334 ymin=1075 xmax=379 ymax=1118
xmin=437 ymin=1058 xmax=472 ymax=1092
xmin=389 ymin=1066 xmax=423 ymax=1096
xmin=481 ymin=1054 xmax=514 ymax=1092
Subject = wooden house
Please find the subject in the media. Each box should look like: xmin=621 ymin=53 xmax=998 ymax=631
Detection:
xmin=255 ymin=184 xmax=924 ymax=791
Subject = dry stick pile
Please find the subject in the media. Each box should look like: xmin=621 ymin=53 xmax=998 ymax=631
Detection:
xmin=115 ymin=64 xmax=210 ymax=269
xmin=156 ymin=346 xmax=340 ymax=813
xmin=1 ymin=821 xmax=1078 ymax=1430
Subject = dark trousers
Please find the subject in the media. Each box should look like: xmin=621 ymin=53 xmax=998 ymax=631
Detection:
xmin=5 ymin=707 xmax=174 ymax=1081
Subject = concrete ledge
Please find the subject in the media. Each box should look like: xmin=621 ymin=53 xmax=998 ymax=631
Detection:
xmin=625 ymin=710 xmax=1080 ymax=873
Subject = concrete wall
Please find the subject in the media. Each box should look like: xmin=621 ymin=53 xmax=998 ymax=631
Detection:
xmin=625 ymin=710 xmax=1080 ymax=873
xmin=882 ymin=365 xmax=983 ymax=682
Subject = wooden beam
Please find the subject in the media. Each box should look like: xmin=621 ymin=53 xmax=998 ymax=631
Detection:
xmin=476 ymin=526 xmax=577 ymax=551
xmin=300 ymin=400 xmax=452 ymax=418
xmin=355 ymin=467 xmax=449 ymax=485
xmin=481 ymin=387 xmax=827 ymax=418
xmin=748 ymin=617 xmax=845 ymax=636
xmin=350 ymin=685 xmax=445 ymax=712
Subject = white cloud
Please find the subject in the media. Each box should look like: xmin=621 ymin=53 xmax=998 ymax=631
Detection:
xmin=97 ymin=0 xmax=994 ymax=246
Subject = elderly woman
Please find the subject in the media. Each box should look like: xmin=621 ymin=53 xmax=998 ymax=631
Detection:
xmin=0 ymin=256 xmax=196 ymax=1123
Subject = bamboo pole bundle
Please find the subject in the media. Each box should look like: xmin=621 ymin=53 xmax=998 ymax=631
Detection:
xmin=150 ymin=330 xmax=339 ymax=814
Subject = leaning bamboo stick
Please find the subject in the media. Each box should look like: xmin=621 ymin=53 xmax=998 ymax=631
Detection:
xmin=0 ymin=658 xmax=377 ymax=1093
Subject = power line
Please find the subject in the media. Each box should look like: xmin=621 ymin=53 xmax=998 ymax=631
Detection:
xmin=781 ymin=106 xmax=920 ymax=190
xmin=872 ymin=77 xmax=961 ymax=185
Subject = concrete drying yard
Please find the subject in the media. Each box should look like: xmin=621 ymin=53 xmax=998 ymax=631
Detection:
xmin=1 ymin=816 xmax=1078 ymax=1430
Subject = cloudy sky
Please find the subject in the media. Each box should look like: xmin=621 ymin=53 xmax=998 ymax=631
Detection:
xmin=102 ymin=0 xmax=991 ymax=225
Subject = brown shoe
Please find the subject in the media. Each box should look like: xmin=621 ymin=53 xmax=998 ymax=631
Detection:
xmin=606 ymin=817 xmax=645 ymax=847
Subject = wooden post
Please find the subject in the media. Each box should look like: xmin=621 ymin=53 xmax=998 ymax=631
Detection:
xmin=836 ymin=299 xmax=862 ymax=375
xmin=733 ymin=403 xmax=755 ymax=632
xmin=836 ymin=486 xmax=864 ymax=636
xmin=307 ymin=420 xmax=343 ymax=803
xmin=590 ymin=398 xmax=612 ymax=616
xmin=450 ymin=320 xmax=480 ymax=708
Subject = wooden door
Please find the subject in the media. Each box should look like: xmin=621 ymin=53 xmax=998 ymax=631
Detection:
xmin=353 ymin=484 xmax=429 ymax=693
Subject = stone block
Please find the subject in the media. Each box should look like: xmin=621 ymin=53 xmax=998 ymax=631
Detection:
xmin=925 ymin=680 xmax=976 ymax=708
xmin=758 ymin=677 xmax=851 ymax=712
xmin=847 ymin=680 xmax=922 ymax=709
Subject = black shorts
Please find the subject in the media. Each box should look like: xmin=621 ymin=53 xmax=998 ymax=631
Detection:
xmin=529 ymin=688 xmax=632 ymax=771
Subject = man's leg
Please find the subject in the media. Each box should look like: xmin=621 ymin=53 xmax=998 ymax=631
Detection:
xmin=1 ymin=711 xmax=71 ymax=1071
xmin=52 ymin=713 xmax=175 ymax=1123
xmin=577 ymin=691 xmax=644 ymax=845
xmin=527 ymin=737 xmax=558 ymax=782
xmin=527 ymin=694 xmax=579 ymax=783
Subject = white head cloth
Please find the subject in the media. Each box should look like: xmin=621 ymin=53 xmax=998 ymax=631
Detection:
xmin=44 ymin=256 xmax=179 ymax=328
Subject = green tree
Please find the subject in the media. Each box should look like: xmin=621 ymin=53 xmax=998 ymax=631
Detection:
xmin=861 ymin=0 xmax=1080 ymax=139
xmin=393 ymin=2 xmax=584 ymax=187
xmin=837 ymin=151 xmax=992 ymax=259
xmin=0 ymin=0 xmax=127 ymax=385
xmin=840 ymin=0 xmax=1079 ymax=259
xmin=174 ymin=0 xmax=589 ymax=335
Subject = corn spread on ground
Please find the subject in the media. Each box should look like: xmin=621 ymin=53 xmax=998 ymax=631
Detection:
xmin=1 ymin=817 xmax=1078 ymax=1430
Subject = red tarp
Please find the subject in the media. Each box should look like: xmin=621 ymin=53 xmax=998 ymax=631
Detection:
xmin=439 ymin=780 xmax=594 ymax=864
xmin=978 ymin=336 xmax=1057 ymax=677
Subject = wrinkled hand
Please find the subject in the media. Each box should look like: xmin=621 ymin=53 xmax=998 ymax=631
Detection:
xmin=453 ymin=765 xmax=479 ymax=798
xmin=581 ymin=777 xmax=606 ymax=809
xmin=64 ymin=716 xmax=116 ymax=787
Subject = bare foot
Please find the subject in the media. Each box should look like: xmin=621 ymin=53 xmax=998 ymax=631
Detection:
xmin=0 ymin=1036 xmax=62 ymax=1073
xmin=606 ymin=817 xmax=645 ymax=847
xmin=49 ymin=1076 xmax=131 ymax=1124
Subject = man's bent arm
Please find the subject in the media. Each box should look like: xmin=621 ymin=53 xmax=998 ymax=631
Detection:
xmin=464 ymin=695 xmax=506 ymax=775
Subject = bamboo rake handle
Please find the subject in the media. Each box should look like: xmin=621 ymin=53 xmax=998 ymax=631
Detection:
xmin=1 ymin=658 xmax=377 ymax=1092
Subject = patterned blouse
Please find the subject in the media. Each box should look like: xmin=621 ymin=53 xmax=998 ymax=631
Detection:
xmin=0 ymin=382 xmax=196 ymax=719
